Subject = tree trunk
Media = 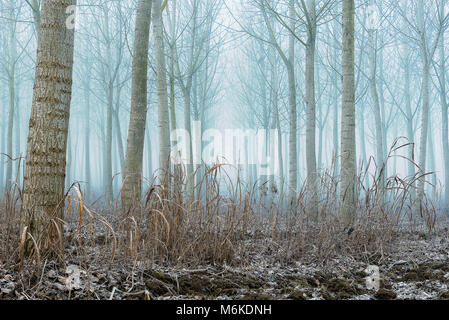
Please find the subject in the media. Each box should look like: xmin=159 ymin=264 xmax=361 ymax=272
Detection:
xmin=271 ymin=52 xmax=283 ymax=194
xmin=105 ymin=81 xmax=114 ymax=203
xmin=305 ymin=37 xmax=318 ymax=219
xmin=378 ymin=51 xmax=388 ymax=177
xmin=83 ymin=71 xmax=92 ymax=197
xmin=440 ymin=42 xmax=449 ymax=211
xmin=153 ymin=0 xmax=171 ymax=182
xmin=29 ymin=0 xmax=41 ymax=36
xmin=182 ymin=89 xmax=194 ymax=197
xmin=358 ymin=108 xmax=368 ymax=189
xmin=427 ymin=120 xmax=436 ymax=192
xmin=368 ymin=30 xmax=385 ymax=200
xmin=5 ymin=11 xmax=16 ymax=191
xmin=122 ymin=0 xmax=152 ymax=210
xmin=14 ymin=84 xmax=21 ymax=181
xmin=340 ymin=0 xmax=356 ymax=224
xmin=404 ymin=61 xmax=416 ymax=199
xmin=114 ymin=83 xmax=125 ymax=177
xmin=21 ymin=0 xmax=77 ymax=257
xmin=416 ymin=60 xmax=430 ymax=213
xmin=287 ymin=0 xmax=297 ymax=206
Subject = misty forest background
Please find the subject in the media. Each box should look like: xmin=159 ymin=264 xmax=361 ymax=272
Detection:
xmin=0 ymin=0 xmax=448 ymax=265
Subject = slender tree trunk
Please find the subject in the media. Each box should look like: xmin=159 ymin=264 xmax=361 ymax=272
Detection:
xmin=5 ymin=12 xmax=16 ymax=191
xmin=105 ymin=81 xmax=114 ymax=203
xmin=439 ymin=30 xmax=449 ymax=211
xmin=30 ymin=0 xmax=41 ymax=36
xmin=358 ymin=109 xmax=368 ymax=188
xmin=21 ymin=0 xmax=77 ymax=256
xmin=114 ymin=84 xmax=125 ymax=176
xmin=404 ymin=61 xmax=416 ymax=199
xmin=287 ymin=0 xmax=297 ymax=206
xmin=271 ymin=53 xmax=283 ymax=194
xmin=168 ymin=0 xmax=177 ymax=133
xmin=340 ymin=0 xmax=356 ymax=224
xmin=260 ymin=0 xmax=296 ymax=203
xmin=122 ymin=0 xmax=153 ymax=209
xmin=416 ymin=59 xmax=430 ymax=213
xmin=368 ymin=30 xmax=385 ymax=200
xmin=182 ymin=89 xmax=194 ymax=196
xmin=305 ymin=35 xmax=318 ymax=219
xmin=84 ymin=81 xmax=91 ymax=197
xmin=114 ymin=112 xmax=125 ymax=176
xmin=378 ymin=51 xmax=388 ymax=177
xmin=329 ymin=19 xmax=340 ymax=180
xmin=14 ymin=84 xmax=21 ymax=180
xmin=0 ymin=109 xmax=5 ymax=192
xmin=304 ymin=0 xmax=318 ymax=219
xmin=0 ymin=98 xmax=5 ymax=192
xmin=153 ymin=0 xmax=171 ymax=182
xmin=416 ymin=0 xmax=431 ymax=213
xmin=427 ymin=120 xmax=436 ymax=192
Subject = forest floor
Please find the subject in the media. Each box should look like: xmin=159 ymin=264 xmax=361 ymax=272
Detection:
xmin=2 ymin=224 xmax=449 ymax=300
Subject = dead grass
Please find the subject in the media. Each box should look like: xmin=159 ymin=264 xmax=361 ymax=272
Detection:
xmin=0 ymin=140 xmax=440 ymax=284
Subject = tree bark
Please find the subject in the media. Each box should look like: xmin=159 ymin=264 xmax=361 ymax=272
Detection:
xmin=84 ymin=76 xmax=91 ymax=197
xmin=305 ymin=37 xmax=318 ymax=219
xmin=368 ymin=29 xmax=385 ymax=200
xmin=287 ymin=0 xmax=297 ymax=206
xmin=340 ymin=0 xmax=356 ymax=224
xmin=153 ymin=0 xmax=171 ymax=183
xmin=404 ymin=61 xmax=416 ymax=199
xmin=439 ymin=26 xmax=449 ymax=211
xmin=21 ymin=0 xmax=77 ymax=257
xmin=416 ymin=0 xmax=430 ymax=213
xmin=123 ymin=0 xmax=152 ymax=210
xmin=5 ymin=8 xmax=16 ymax=191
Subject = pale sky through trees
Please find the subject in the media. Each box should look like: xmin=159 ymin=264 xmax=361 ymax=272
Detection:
xmin=0 ymin=0 xmax=448 ymax=206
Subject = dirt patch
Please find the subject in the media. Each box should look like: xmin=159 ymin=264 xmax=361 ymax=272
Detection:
xmin=320 ymin=278 xmax=364 ymax=300
xmin=242 ymin=292 xmax=272 ymax=300
xmin=374 ymin=288 xmax=397 ymax=300
xmin=288 ymin=290 xmax=307 ymax=300
xmin=399 ymin=264 xmax=446 ymax=282
xmin=3 ymin=227 xmax=449 ymax=300
xmin=439 ymin=291 xmax=449 ymax=299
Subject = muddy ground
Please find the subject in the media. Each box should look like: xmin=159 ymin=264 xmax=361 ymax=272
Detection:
xmin=1 ymin=227 xmax=449 ymax=300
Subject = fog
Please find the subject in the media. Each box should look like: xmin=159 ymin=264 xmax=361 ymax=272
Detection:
xmin=0 ymin=0 xmax=448 ymax=209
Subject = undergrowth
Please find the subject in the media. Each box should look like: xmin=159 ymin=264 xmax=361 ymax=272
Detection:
xmin=0 ymin=139 xmax=439 ymax=281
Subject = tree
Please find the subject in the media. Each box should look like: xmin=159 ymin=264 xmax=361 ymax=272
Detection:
xmin=21 ymin=0 xmax=77 ymax=256
xmin=340 ymin=0 xmax=356 ymax=224
xmin=27 ymin=0 xmax=41 ymax=34
xmin=153 ymin=0 xmax=171 ymax=182
xmin=415 ymin=0 xmax=437 ymax=212
xmin=260 ymin=0 xmax=298 ymax=206
xmin=4 ymin=2 xmax=18 ymax=192
xmin=260 ymin=0 xmax=337 ymax=217
xmin=391 ymin=0 xmax=448 ymax=212
xmin=122 ymin=0 xmax=153 ymax=210
xmin=434 ymin=0 xmax=449 ymax=212
xmin=366 ymin=3 xmax=385 ymax=201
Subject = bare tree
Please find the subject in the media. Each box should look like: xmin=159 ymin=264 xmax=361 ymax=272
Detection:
xmin=21 ymin=0 xmax=77 ymax=256
xmin=340 ymin=0 xmax=356 ymax=224
xmin=122 ymin=0 xmax=153 ymax=210
xmin=153 ymin=0 xmax=171 ymax=182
